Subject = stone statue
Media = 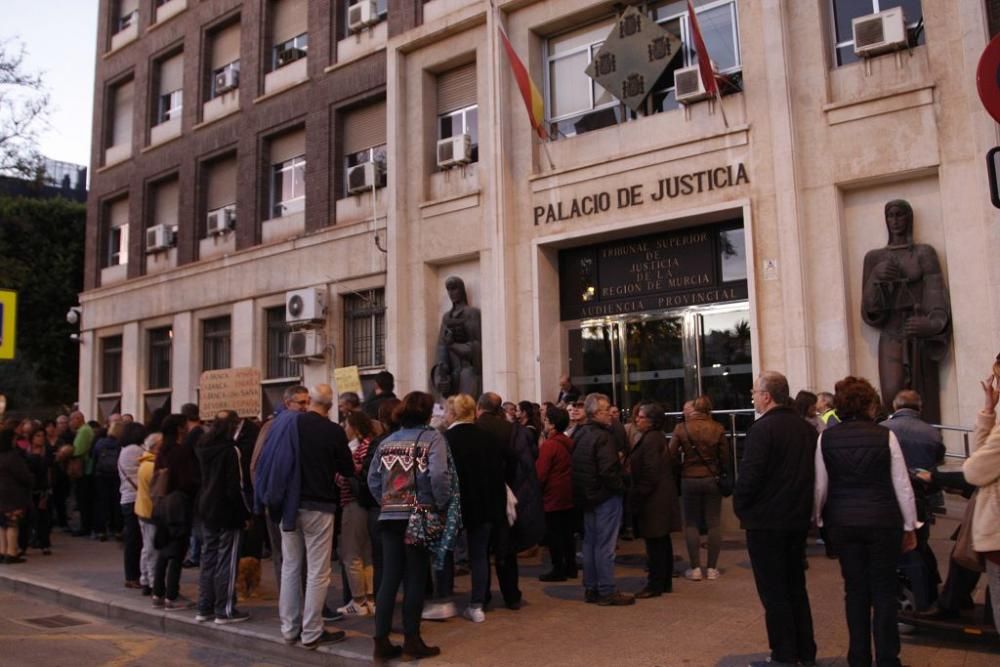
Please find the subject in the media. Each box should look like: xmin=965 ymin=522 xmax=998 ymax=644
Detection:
xmin=861 ymin=199 xmax=950 ymax=423
xmin=432 ymin=276 xmax=482 ymax=398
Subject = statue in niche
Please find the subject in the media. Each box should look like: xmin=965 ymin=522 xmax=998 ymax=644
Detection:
xmin=432 ymin=276 xmax=482 ymax=399
xmin=861 ymin=199 xmax=951 ymax=423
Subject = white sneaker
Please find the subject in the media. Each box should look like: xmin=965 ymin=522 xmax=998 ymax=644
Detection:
xmin=684 ymin=568 xmax=703 ymax=581
xmin=706 ymin=568 xmax=720 ymax=580
xmin=337 ymin=599 xmax=371 ymax=616
xmin=463 ymin=606 xmax=485 ymax=623
xmin=421 ymin=601 xmax=457 ymax=620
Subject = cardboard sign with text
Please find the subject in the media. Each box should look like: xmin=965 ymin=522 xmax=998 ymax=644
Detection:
xmin=199 ymin=367 xmax=262 ymax=420
xmin=333 ymin=365 xmax=363 ymax=397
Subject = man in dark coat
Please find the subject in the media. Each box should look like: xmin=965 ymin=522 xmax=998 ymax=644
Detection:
xmin=362 ymin=371 xmax=398 ymax=419
xmin=734 ymin=371 xmax=817 ymax=667
xmin=571 ymin=393 xmax=634 ymax=606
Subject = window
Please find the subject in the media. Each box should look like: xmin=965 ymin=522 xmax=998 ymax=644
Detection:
xmin=202 ymin=316 xmax=231 ymax=371
xmin=343 ymin=101 xmax=387 ymax=192
xmin=205 ymin=155 xmax=237 ymax=233
xmin=274 ymin=33 xmax=308 ymax=69
xmin=831 ymin=0 xmax=923 ymax=66
xmin=147 ymin=327 xmax=172 ymax=390
xmin=150 ymin=177 xmax=179 ymax=231
xmin=436 ymin=63 xmax=478 ymax=165
xmin=271 ymin=155 xmax=306 ymax=217
xmin=155 ymin=53 xmax=184 ymax=125
xmin=545 ymin=1 xmax=742 ymax=138
xmin=115 ymin=0 xmax=139 ymax=33
xmin=344 ymin=289 xmax=386 ymax=368
xmin=209 ymin=22 xmax=241 ymax=99
xmin=101 ymin=335 xmax=124 ymax=395
xmin=265 ymin=306 xmax=301 ymax=379
xmin=271 ymin=0 xmax=308 ymax=69
xmin=104 ymin=198 xmax=129 ymax=268
xmin=108 ymin=79 xmax=134 ymax=151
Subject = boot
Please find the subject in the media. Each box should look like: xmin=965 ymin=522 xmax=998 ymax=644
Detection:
xmin=403 ymin=634 xmax=441 ymax=659
xmin=373 ymin=636 xmax=402 ymax=661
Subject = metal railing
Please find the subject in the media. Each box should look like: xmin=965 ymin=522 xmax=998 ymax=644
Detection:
xmin=661 ymin=408 xmax=755 ymax=478
xmin=927 ymin=423 xmax=973 ymax=460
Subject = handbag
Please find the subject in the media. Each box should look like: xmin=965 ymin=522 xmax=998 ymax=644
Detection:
xmin=681 ymin=424 xmax=734 ymax=498
xmin=402 ymin=431 xmax=445 ymax=548
xmin=952 ymin=490 xmax=985 ymax=573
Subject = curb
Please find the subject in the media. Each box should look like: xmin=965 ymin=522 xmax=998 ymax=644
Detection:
xmin=0 ymin=569 xmax=373 ymax=666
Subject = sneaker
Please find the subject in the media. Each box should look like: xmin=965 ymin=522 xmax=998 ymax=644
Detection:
xmin=321 ymin=606 xmax=343 ymax=622
xmin=635 ymin=587 xmax=662 ymax=599
xmin=421 ymin=601 xmax=457 ymax=620
xmin=165 ymin=596 xmax=195 ymax=611
xmin=152 ymin=596 xmax=165 ymax=609
xmin=596 ymin=591 xmax=636 ymax=606
xmin=195 ymin=612 xmax=215 ymax=623
xmin=706 ymin=568 xmax=720 ymax=580
xmin=684 ymin=568 xmax=703 ymax=581
xmin=302 ymin=630 xmax=346 ymax=650
xmin=337 ymin=600 xmax=370 ymax=617
xmin=463 ymin=606 xmax=486 ymax=623
xmin=214 ymin=610 xmax=250 ymax=625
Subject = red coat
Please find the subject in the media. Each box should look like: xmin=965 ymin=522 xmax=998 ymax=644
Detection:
xmin=535 ymin=433 xmax=574 ymax=512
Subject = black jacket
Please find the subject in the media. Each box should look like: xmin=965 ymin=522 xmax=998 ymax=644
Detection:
xmin=445 ymin=422 xmax=506 ymax=528
xmin=476 ymin=413 xmax=517 ymax=487
xmin=571 ymin=422 xmax=624 ymax=510
xmin=297 ymin=411 xmax=354 ymax=512
xmin=733 ymin=406 xmax=816 ymax=531
xmin=195 ymin=434 xmax=250 ymax=531
xmin=629 ymin=430 xmax=681 ymax=538
xmin=820 ymin=420 xmax=902 ymax=529
xmin=0 ymin=450 xmax=32 ymax=512
xmin=509 ymin=422 xmax=545 ymax=550
xmin=363 ymin=391 xmax=397 ymax=420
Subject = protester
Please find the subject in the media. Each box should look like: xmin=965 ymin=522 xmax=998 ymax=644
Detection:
xmin=817 ymin=392 xmax=840 ymax=427
xmin=669 ymin=395 xmax=729 ymax=581
xmin=135 ymin=432 xmax=162 ymax=596
xmin=362 ymin=370 xmax=397 ymax=419
xmin=68 ymin=411 xmax=96 ymax=537
xmin=152 ymin=414 xmax=198 ymax=610
xmin=815 ymin=376 xmax=918 ymax=667
xmin=179 ymin=403 xmax=204 ymax=569
xmin=368 ymin=391 xmax=451 ymax=660
xmin=536 ymin=406 xmax=576 ymax=582
xmin=117 ymin=422 xmax=149 ymax=588
xmin=793 ymin=390 xmax=824 ymax=432
xmin=195 ymin=411 xmax=251 ymax=625
xmin=565 ymin=400 xmax=585 ymax=438
xmin=24 ymin=428 xmax=53 ymax=556
xmin=517 ymin=401 xmax=542 ymax=443
xmin=336 ymin=410 xmax=377 ymax=617
xmin=735 ymin=372 xmax=817 ymax=667
xmin=362 ymin=397 xmax=401 ymax=600
xmin=630 ymin=402 xmax=680 ymax=597
xmin=92 ymin=421 xmax=125 ymax=542
xmin=45 ymin=419 xmax=70 ymax=529
xmin=0 ymin=429 xmax=32 ymax=564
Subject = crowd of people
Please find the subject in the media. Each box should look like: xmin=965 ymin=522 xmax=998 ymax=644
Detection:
xmin=0 ymin=363 xmax=998 ymax=666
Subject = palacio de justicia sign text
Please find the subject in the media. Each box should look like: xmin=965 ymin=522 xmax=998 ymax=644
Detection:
xmin=534 ymin=162 xmax=749 ymax=226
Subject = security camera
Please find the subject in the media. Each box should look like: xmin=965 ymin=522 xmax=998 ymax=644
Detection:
xmin=69 ymin=333 xmax=81 ymax=343
xmin=66 ymin=306 xmax=81 ymax=325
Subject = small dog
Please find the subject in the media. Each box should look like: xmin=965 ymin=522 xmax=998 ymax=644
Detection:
xmin=236 ymin=557 xmax=261 ymax=601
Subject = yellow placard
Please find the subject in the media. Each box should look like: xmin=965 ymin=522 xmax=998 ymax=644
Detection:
xmin=198 ymin=367 xmax=262 ymax=419
xmin=333 ymin=365 xmax=363 ymax=396
xmin=0 ymin=290 xmax=16 ymax=360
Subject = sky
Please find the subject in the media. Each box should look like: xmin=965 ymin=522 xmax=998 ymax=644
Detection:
xmin=2 ymin=1 xmax=99 ymax=168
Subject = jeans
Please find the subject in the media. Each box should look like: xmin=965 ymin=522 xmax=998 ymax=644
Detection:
xmin=827 ymin=525 xmax=903 ymax=667
xmin=645 ymin=535 xmax=674 ymax=593
xmin=340 ymin=502 xmax=373 ymax=600
xmin=139 ymin=519 xmax=157 ymax=587
xmin=745 ymin=528 xmax=816 ymax=664
xmin=367 ymin=507 xmax=383 ymax=597
xmin=153 ymin=533 xmax=189 ymax=601
xmin=582 ymin=495 xmax=623 ymax=596
xmin=681 ymin=477 xmax=722 ymax=570
xmin=467 ymin=522 xmax=491 ymax=606
xmin=376 ymin=519 xmax=429 ymax=638
xmin=279 ymin=509 xmax=335 ymax=644
xmin=987 ymin=560 xmax=1000 ymax=636
xmin=198 ymin=527 xmax=241 ymax=618
xmin=432 ymin=550 xmax=455 ymax=600
xmin=187 ymin=517 xmax=203 ymax=564
xmin=94 ymin=474 xmax=121 ymax=536
xmin=121 ymin=503 xmax=141 ymax=582
xmin=544 ymin=510 xmax=577 ymax=577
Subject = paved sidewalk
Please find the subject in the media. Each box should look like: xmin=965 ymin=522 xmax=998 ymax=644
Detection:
xmin=1 ymin=513 xmax=998 ymax=666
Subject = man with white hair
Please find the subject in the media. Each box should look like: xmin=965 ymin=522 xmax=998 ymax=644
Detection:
xmin=279 ymin=384 xmax=354 ymax=650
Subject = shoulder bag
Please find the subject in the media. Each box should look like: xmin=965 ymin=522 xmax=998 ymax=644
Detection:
xmin=403 ymin=430 xmax=446 ymax=548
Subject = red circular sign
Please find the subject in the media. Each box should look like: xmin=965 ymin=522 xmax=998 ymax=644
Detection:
xmin=977 ymin=33 xmax=1000 ymax=124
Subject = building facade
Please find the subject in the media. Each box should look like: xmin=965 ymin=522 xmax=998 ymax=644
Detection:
xmin=81 ymin=0 xmax=1000 ymax=454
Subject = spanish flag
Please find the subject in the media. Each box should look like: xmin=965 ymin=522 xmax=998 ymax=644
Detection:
xmin=498 ymin=24 xmax=548 ymax=140
xmin=687 ymin=0 xmax=719 ymax=97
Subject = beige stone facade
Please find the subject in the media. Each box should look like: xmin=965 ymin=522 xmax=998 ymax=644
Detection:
xmin=81 ymin=1 xmax=1000 ymax=455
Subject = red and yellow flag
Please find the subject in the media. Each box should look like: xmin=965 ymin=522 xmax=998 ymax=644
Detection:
xmin=498 ymin=25 xmax=548 ymax=140
xmin=687 ymin=0 xmax=719 ymax=97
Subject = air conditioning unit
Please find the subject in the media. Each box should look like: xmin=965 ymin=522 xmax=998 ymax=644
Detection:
xmin=348 ymin=0 xmax=379 ymax=33
xmin=206 ymin=205 xmax=236 ymax=235
xmin=214 ymin=66 xmax=239 ymax=94
xmin=285 ymin=287 xmax=326 ymax=324
xmin=287 ymin=329 xmax=326 ymax=360
xmin=852 ymin=7 xmax=908 ymax=57
xmin=145 ymin=224 xmax=173 ymax=253
xmin=436 ymin=134 xmax=472 ymax=169
xmin=277 ymin=47 xmax=306 ymax=68
xmin=674 ymin=65 xmax=712 ymax=104
xmin=347 ymin=161 xmax=385 ymax=195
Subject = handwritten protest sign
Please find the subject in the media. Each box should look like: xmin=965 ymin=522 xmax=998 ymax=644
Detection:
xmin=199 ymin=367 xmax=262 ymax=419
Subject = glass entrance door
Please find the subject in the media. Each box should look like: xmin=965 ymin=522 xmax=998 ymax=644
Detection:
xmin=566 ymin=303 xmax=753 ymax=413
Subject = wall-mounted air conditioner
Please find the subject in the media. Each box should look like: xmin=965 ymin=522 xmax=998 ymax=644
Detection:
xmin=206 ymin=205 xmax=236 ymax=235
xmin=214 ymin=66 xmax=239 ymax=94
xmin=145 ymin=224 xmax=174 ymax=252
xmin=285 ymin=287 xmax=326 ymax=325
xmin=436 ymin=134 xmax=472 ymax=169
xmin=348 ymin=0 xmax=379 ymax=33
xmin=852 ymin=8 xmax=908 ymax=57
xmin=674 ymin=65 xmax=712 ymax=104
xmin=346 ymin=161 xmax=385 ymax=195
xmin=288 ymin=329 xmax=326 ymax=360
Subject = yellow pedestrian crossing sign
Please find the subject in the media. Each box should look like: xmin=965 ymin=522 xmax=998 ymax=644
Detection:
xmin=0 ymin=290 xmax=16 ymax=360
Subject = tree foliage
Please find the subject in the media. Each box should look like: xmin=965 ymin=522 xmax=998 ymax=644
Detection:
xmin=0 ymin=195 xmax=85 ymax=414
xmin=0 ymin=39 xmax=49 ymax=178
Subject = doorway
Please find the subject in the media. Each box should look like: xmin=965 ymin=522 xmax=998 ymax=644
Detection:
xmin=566 ymin=301 xmax=753 ymax=414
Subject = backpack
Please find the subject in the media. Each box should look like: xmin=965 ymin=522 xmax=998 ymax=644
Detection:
xmin=95 ymin=441 xmax=122 ymax=477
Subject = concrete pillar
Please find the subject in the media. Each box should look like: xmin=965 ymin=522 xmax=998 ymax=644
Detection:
xmin=231 ymin=299 xmax=255 ymax=368
xmin=121 ymin=321 xmax=140 ymax=418
xmin=78 ymin=329 xmax=96 ymax=418
xmin=172 ymin=312 xmax=196 ymax=407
